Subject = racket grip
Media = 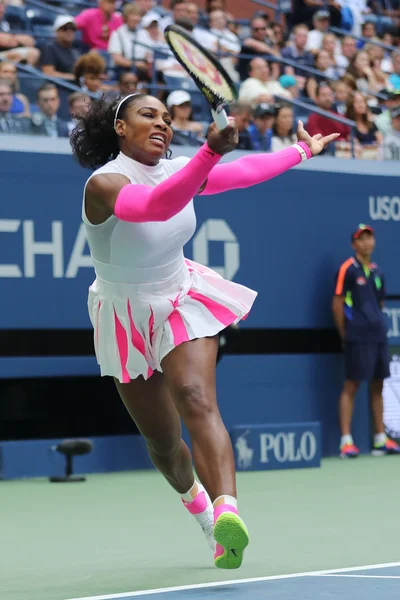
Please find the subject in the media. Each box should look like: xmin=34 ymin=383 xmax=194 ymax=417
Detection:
xmin=211 ymin=107 xmax=229 ymax=130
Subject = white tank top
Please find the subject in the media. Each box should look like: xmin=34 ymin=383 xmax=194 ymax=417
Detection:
xmin=82 ymin=152 xmax=196 ymax=284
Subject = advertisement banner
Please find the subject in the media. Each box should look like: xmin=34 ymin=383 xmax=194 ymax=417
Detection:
xmin=231 ymin=422 xmax=321 ymax=471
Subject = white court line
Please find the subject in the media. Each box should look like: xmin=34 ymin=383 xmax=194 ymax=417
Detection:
xmin=316 ymin=574 xmax=400 ymax=579
xmin=65 ymin=561 xmax=400 ymax=600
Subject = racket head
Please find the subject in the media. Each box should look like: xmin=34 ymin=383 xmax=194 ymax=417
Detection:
xmin=164 ymin=24 xmax=238 ymax=110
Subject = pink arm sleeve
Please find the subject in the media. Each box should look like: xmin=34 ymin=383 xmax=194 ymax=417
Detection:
xmin=199 ymin=142 xmax=312 ymax=195
xmin=114 ymin=144 xmax=221 ymax=223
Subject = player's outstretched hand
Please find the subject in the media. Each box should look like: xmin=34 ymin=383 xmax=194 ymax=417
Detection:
xmin=297 ymin=120 xmax=340 ymax=156
xmin=207 ymin=118 xmax=238 ymax=155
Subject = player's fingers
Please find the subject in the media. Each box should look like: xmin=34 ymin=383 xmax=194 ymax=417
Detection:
xmin=313 ymin=134 xmax=323 ymax=141
xmin=321 ymin=133 xmax=340 ymax=146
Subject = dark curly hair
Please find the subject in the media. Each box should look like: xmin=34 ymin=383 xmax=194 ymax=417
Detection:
xmin=70 ymin=93 xmax=172 ymax=170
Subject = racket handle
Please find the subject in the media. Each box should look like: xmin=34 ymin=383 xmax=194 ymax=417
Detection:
xmin=211 ymin=107 xmax=229 ymax=130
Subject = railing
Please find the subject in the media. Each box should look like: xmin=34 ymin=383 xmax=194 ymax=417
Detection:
xmin=24 ymin=0 xmax=67 ymax=16
xmin=329 ymin=26 xmax=398 ymax=54
xmin=1 ymin=57 xmax=98 ymax=100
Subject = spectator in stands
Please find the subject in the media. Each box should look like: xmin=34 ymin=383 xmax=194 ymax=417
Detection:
xmin=186 ymin=2 xmax=199 ymax=27
xmin=382 ymin=107 xmax=400 ymax=160
xmin=290 ymin=0 xmax=317 ymax=28
xmin=75 ymin=0 xmax=123 ymax=52
xmin=322 ymin=33 xmax=348 ymax=79
xmin=108 ymin=3 xmax=150 ymax=82
xmin=270 ymin=22 xmax=287 ymax=53
xmin=159 ymin=0 xmax=188 ymax=32
xmin=238 ymin=16 xmax=281 ymax=82
xmin=74 ymin=52 xmax=113 ymax=97
xmin=388 ymin=52 xmax=400 ymax=90
xmin=271 ymin=104 xmax=297 ymax=151
xmin=0 ymin=79 xmax=31 ymax=133
xmin=0 ymin=60 xmax=29 ymax=116
xmin=305 ymin=50 xmax=335 ymax=101
xmin=338 ymin=36 xmax=358 ymax=75
xmin=31 ymin=83 xmax=69 ymax=138
xmin=208 ymin=10 xmax=241 ymax=83
xmin=183 ymin=4 xmax=219 ymax=54
xmin=68 ymin=91 xmax=90 ymax=134
xmin=346 ymin=50 xmax=382 ymax=94
xmin=346 ymin=91 xmax=383 ymax=150
xmin=137 ymin=0 xmax=159 ymax=24
xmin=228 ymin=102 xmax=253 ymax=150
xmin=239 ymin=57 xmax=291 ymax=106
xmin=375 ymin=89 xmax=400 ymax=134
xmin=154 ymin=18 xmax=194 ymax=79
xmin=306 ymin=10 xmax=331 ymax=53
xmin=306 ymin=83 xmax=350 ymax=144
xmin=0 ymin=0 xmax=39 ymax=65
xmin=333 ymin=77 xmax=354 ymax=115
xmin=205 ymin=0 xmax=226 ymax=13
xmin=332 ymin=224 xmax=400 ymax=459
xmin=370 ymin=56 xmax=390 ymax=91
xmin=279 ymin=74 xmax=300 ymax=99
xmin=118 ymin=71 xmax=138 ymax=95
xmin=166 ymin=90 xmax=203 ymax=137
xmin=357 ymin=21 xmax=378 ymax=49
xmin=40 ymin=16 xmax=80 ymax=81
xmin=281 ymin=24 xmax=314 ymax=81
xmin=247 ymin=102 xmax=274 ymax=151
xmin=291 ymin=0 xmax=341 ymax=28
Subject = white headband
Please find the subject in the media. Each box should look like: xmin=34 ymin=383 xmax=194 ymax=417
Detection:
xmin=113 ymin=93 xmax=140 ymax=129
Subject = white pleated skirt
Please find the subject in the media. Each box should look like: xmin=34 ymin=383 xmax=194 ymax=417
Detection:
xmin=88 ymin=258 xmax=257 ymax=383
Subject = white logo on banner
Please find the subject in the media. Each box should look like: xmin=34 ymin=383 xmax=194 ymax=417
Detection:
xmin=259 ymin=432 xmax=317 ymax=463
xmin=369 ymin=196 xmax=400 ymax=221
xmin=235 ymin=430 xmax=254 ymax=469
xmin=192 ymin=219 xmax=239 ymax=280
xmin=382 ymin=307 xmax=400 ymax=338
xmin=0 ymin=220 xmax=92 ymax=278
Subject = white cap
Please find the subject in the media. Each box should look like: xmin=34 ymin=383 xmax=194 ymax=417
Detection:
xmin=141 ymin=13 xmax=160 ymax=28
xmin=166 ymin=90 xmax=191 ymax=108
xmin=53 ymin=15 xmax=76 ymax=32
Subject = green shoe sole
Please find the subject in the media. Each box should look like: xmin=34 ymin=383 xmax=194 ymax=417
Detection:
xmin=214 ymin=512 xmax=249 ymax=570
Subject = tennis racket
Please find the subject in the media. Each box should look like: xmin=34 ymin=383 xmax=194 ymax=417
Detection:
xmin=164 ymin=24 xmax=237 ymax=130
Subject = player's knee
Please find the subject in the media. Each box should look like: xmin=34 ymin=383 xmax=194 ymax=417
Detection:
xmin=174 ymin=382 xmax=214 ymax=422
xmin=344 ymin=380 xmax=360 ymax=395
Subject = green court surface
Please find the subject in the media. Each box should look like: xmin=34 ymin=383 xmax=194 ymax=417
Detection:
xmin=2 ymin=456 xmax=399 ymax=600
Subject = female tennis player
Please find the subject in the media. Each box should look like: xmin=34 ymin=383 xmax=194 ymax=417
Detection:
xmin=70 ymin=93 xmax=338 ymax=570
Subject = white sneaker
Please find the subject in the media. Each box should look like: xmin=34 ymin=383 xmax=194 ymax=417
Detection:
xmin=182 ymin=488 xmax=216 ymax=551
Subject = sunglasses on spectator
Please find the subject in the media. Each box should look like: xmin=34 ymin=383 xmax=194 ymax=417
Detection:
xmin=59 ymin=25 xmax=76 ymax=31
xmin=253 ymin=26 xmax=267 ymax=31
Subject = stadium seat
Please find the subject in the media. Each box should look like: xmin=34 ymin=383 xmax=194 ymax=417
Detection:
xmin=5 ymin=5 xmax=29 ymax=31
xmin=18 ymin=74 xmax=45 ymax=104
xmin=26 ymin=8 xmax=55 ymax=27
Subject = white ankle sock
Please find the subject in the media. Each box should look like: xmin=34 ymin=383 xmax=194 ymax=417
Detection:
xmin=374 ymin=433 xmax=387 ymax=446
xmin=213 ymin=495 xmax=237 ymax=509
xmin=181 ymin=480 xmax=200 ymax=503
xmin=340 ymin=434 xmax=353 ymax=447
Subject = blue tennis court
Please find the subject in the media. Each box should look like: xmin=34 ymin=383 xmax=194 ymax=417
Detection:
xmin=67 ymin=563 xmax=400 ymax=600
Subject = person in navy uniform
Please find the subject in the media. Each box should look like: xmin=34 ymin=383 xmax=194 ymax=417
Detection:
xmin=332 ymin=224 xmax=400 ymax=459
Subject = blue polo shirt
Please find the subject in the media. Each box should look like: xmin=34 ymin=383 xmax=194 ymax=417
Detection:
xmin=335 ymin=256 xmax=387 ymax=343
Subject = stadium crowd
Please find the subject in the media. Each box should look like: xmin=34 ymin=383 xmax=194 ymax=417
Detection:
xmin=0 ymin=0 xmax=399 ymax=159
